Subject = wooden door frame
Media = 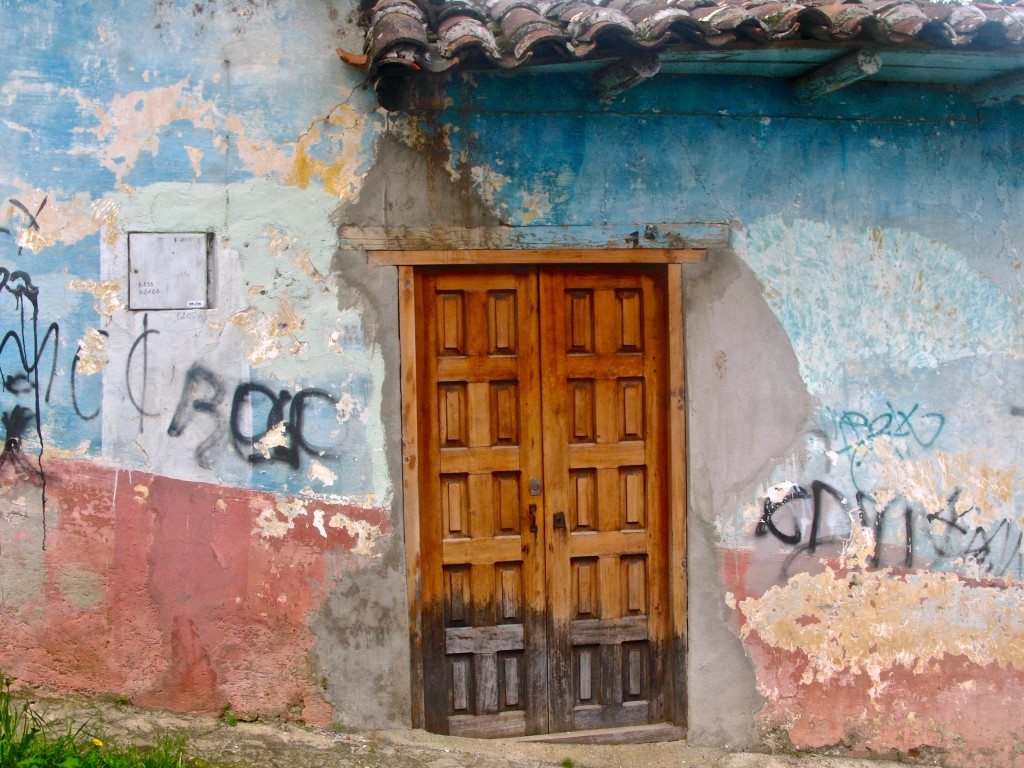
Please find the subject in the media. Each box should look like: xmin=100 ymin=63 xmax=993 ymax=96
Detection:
xmin=384 ymin=248 xmax=701 ymax=731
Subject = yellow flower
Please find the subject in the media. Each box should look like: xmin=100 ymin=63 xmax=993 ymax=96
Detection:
xmin=91 ymin=738 xmax=103 ymax=748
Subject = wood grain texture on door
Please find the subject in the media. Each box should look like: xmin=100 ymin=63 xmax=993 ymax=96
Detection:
xmin=540 ymin=267 xmax=670 ymax=733
xmin=417 ymin=268 xmax=548 ymax=737
xmin=416 ymin=266 xmax=670 ymax=736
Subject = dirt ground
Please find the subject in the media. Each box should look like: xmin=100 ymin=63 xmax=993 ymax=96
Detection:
xmin=22 ymin=692 xmax=926 ymax=768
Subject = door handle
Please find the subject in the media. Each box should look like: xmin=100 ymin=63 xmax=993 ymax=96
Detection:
xmin=528 ymin=504 xmax=538 ymax=533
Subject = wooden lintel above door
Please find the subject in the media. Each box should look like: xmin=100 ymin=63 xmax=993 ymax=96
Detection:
xmin=369 ymin=248 xmax=706 ymax=266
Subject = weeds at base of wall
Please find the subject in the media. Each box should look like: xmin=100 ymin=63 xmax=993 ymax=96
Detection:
xmin=220 ymin=704 xmax=265 ymax=727
xmin=0 ymin=674 xmax=193 ymax=767
xmin=759 ymin=725 xmax=804 ymax=758
xmin=760 ymin=724 xmax=947 ymax=766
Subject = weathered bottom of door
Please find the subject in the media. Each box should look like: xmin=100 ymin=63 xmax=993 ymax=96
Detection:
xmin=445 ymin=705 xmax=651 ymax=739
xmin=448 ymin=708 xmax=655 ymax=741
xmin=510 ymin=723 xmax=686 ymax=745
xmin=449 ymin=711 xmax=528 ymax=738
xmin=439 ymin=626 xmax=664 ymax=737
xmin=448 ymin=719 xmax=685 ymax=744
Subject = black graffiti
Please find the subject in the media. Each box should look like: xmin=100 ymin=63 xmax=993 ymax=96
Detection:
xmin=0 ymin=201 xmax=58 ymax=548
xmin=755 ymin=484 xmax=809 ymax=545
xmin=0 ymin=269 xmax=60 ymax=404
xmin=70 ymin=329 xmax=109 ymax=421
xmin=758 ymin=479 xmax=1024 ymax=580
xmin=73 ymin=314 xmax=163 ymax=429
xmin=167 ymin=363 xmax=226 ymax=470
xmin=167 ymin=366 xmax=340 ymax=471
xmin=926 ymin=488 xmax=1024 ymax=578
xmin=757 ymin=480 xmax=912 ymax=570
xmin=0 ymin=198 xmax=60 ymax=443
xmin=125 ymin=313 xmax=160 ymax=431
xmin=0 ymin=403 xmax=39 ymax=508
xmin=9 ymin=197 xmax=46 ymax=232
xmin=2 ymin=404 xmax=33 ymax=454
xmin=0 ymin=269 xmax=59 ymax=458
xmin=0 ymin=195 xmax=353 ymax=482
xmin=68 ymin=314 xmax=162 ymax=430
xmin=230 ymin=383 xmax=338 ymax=469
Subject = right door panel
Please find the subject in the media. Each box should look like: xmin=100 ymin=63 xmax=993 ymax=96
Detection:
xmin=540 ymin=266 xmax=670 ymax=733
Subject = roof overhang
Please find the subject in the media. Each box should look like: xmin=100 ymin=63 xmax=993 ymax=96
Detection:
xmin=339 ymin=0 xmax=1024 ymax=111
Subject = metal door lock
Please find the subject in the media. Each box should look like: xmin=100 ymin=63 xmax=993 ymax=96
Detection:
xmin=553 ymin=512 xmax=566 ymax=529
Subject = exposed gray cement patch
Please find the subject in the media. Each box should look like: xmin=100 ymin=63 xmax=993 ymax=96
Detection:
xmin=311 ymin=538 xmax=411 ymax=729
xmin=328 ymin=248 xmax=396 ymax=358
xmin=682 ymin=248 xmax=812 ymax=748
xmin=0 ymin=488 xmax=47 ymax=617
xmin=310 ymin=203 xmax=411 ymax=729
xmin=338 ymin=131 xmax=501 ymax=229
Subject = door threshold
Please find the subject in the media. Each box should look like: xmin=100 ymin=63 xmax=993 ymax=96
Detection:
xmin=508 ymin=723 xmax=686 ymax=745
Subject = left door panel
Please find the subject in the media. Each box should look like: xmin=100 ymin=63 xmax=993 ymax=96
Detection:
xmin=417 ymin=267 xmax=549 ymax=736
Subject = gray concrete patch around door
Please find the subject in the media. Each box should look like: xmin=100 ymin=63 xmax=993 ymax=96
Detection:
xmin=680 ymin=246 xmax=812 ymax=748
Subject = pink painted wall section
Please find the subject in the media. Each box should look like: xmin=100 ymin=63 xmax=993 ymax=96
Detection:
xmin=722 ymin=549 xmax=1024 ymax=766
xmin=0 ymin=457 xmax=389 ymax=724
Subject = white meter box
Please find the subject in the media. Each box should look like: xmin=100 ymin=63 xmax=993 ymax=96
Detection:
xmin=128 ymin=232 xmax=210 ymax=310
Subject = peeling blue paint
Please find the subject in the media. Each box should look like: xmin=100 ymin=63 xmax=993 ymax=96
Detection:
xmin=0 ymin=1 xmax=383 ymax=500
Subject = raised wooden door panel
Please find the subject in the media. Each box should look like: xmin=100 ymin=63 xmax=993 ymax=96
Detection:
xmin=417 ymin=268 xmax=548 ymax=737
xmin=540 ymin=267 xmax=670 ymax=733
xmin=415 ymin=266 xmax=671 ymax=737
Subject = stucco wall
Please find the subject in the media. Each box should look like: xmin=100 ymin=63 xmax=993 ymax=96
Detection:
xmin=1 ymin=2 xmax=1023 ymax=764
xmin=0 ymin=0 xmax=407 ymax=728
xmin=425 ymin=71 xmax=1023 ymax=764
xmin=426 ymin=72 xmax=1024 ymax=764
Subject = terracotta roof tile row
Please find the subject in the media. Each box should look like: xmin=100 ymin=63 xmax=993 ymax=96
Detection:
xmin=361 ymin=0 xmax=1024 ymax=75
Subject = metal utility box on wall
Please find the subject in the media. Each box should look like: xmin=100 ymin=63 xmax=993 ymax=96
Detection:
xmin=127 ymin=232 xmax=210 ymax=311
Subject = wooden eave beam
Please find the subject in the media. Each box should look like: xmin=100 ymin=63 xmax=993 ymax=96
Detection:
xmin=593 ymin=53 xmax=662 ymax=101
xmin=368 ymin=248 xmax=707 ymax=265
xmin=971 ymin=69 xmax=1024 ymax=108
xmin=791 ymin=48 xmax=882 ymax=103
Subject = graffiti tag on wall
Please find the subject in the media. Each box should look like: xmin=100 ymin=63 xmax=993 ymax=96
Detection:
xmin=757 ymin=479 xmax=1024 ymax=580
xmin=754 ymin=402 xmax=1022 ymax=580
xmin=0 ymin=199 xmax=367 ymax=487
xmin=829 ymin=403 xmax=945 ymax=491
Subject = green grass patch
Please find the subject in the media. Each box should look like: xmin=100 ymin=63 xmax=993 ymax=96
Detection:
xmin=0 ymin=675 xmax=191 ymax=768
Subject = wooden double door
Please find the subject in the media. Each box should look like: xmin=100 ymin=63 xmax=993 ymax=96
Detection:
xmin=414 ymin=265 xmax=673 ymax=737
